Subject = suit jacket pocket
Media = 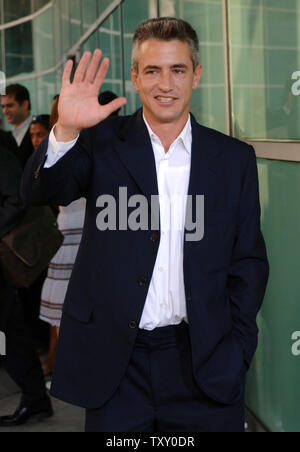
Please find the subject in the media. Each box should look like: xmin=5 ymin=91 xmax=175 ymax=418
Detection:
xmin=62 ymin=295 xmax=94 ymax=324
xmin=196 ymin=329 xmax=245 ymax=405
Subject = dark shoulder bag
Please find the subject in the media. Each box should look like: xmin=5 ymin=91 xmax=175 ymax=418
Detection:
xmin=0 ymin=206 xmax=64 ymax=288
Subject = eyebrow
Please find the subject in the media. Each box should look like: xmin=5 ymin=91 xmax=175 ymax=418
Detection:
xmin=143 ymin=64 xmax=189 ymax=72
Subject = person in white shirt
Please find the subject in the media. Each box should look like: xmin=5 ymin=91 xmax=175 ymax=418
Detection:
xmin=21 ymin=18 xmax=268 ymax=432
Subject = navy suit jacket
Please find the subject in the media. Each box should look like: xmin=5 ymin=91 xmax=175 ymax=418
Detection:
xmin=11 ymin=129 xmax=34 ymax=170
xmin=21 ymin=110 xmax=269 ymax=409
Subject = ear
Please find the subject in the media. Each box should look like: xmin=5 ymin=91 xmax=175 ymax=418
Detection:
xmin=21 ymin=99 xmax=30 ymax=111
xmin=131 ymin=67 xmax=140 ymax=93
xmin=192 ymin=64 xmax=202 ymax=90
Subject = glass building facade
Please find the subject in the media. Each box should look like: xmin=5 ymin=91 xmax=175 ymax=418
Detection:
xmin=1 ymin=0 xmax=300 ymax=432
xmin=1 ymin=0 xmax=299 ymax=142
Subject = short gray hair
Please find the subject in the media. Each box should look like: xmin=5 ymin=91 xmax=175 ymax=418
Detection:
xmin=131 ymin=17 xmax=200 ymax=72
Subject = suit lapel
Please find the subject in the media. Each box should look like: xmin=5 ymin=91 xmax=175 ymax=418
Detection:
xmin=184 ymin=118 xmax=220 ymax=260
xmin=114 ymin=110 xmax=159 ymax=210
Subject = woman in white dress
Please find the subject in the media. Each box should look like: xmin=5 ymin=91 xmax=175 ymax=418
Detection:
xmin=39 ymin=197 xmax=86 ymax=375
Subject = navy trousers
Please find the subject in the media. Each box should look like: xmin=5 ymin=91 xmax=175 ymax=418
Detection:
xmin=85 ymin=323 xmax=245 ymax=432
xmin=3 ymin=296 xmax=48 ymax=407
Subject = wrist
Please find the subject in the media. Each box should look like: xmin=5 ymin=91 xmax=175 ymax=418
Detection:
xmin=54 ymin=123 xmax=81 ymax=142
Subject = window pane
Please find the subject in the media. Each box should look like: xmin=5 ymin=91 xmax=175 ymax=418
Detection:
xmin=19 ymin=79 xmax=36 ymax=115
xmin=5 ymin=23 xmax=33 ymax=78
xmin=3 ymin=0 xmax=31 ymax=22
xmin=61 ymin=0 xmax=70 ymax=54
xmin=70 ymin=0 xmax=82 ymax=46
xmin=33 ymin=7 xmax=54 ymax=72
xmin=53 ymin=0 xmax=62 ymax=65
xmin=82 ymin=32 xmax=98 ymax=54
xmin=98 ymin=11 xmax=122 ymax=100
xmin=36 ymin=73 xmax=56 ymax=115
xmin=159 ymin=0 xmax=227 ymax=134
xmin=33 ymin=0 xmax=51 ymax=11
xmin=229 ymin=0 xmax=300 ymax=141
xmin=122 ymin=0 xmax=152 ymax=114
xmin=83 ymin=0 xmax=98 ymax=30
xmin=98 ymin=0 xmax=114 ymax=16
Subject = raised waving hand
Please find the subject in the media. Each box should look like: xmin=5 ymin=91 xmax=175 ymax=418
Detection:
xmin=55 ymin=49 xmax=127 ymax=141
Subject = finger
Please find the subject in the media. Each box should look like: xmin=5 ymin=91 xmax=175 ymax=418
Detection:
xmin=100 ymin=97 xmax=127 ymax=118
xmin=85 ymin=49 xmax=103 ymax=83
xmin=94 ymin=57 xmax=110 ymax=90
xmin=62 ymin=59 xmax=73 ymax=87
xmin=73 ymin=51 xmax=92 ymax=83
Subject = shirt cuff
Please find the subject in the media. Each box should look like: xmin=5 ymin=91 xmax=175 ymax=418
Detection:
xmin=44 ymin=125 xmax=79 ymax=168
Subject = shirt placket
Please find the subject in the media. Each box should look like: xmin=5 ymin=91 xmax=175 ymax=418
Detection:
xmin=157 ymin=147 xmax=171 ymax=318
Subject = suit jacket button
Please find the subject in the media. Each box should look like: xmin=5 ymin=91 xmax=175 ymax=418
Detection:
xmin=138 ymin=277 xmax=147 ymax=286
xmin=150 ymin=233 xmax=159 ymax=243
xmin=128 ymin=321 xmax=137 ymax=329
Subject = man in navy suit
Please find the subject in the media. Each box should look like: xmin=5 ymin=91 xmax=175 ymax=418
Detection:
xmin=1 ymin=84 xmax=34 ymax=169
xmin=22 ymin=18 xmax=269 ymax=432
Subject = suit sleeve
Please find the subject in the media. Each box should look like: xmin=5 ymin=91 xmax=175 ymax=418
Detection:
xmin=228 ymin=145 xmax=269 ymax=368
xmin=0 ymin=151 xmax=24 ymax=239
xmin=21 ymin=128 xmax=92 ymax=207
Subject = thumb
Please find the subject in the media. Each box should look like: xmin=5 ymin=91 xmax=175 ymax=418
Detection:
xmin=100 ymin=97 xmax=127 ymax=118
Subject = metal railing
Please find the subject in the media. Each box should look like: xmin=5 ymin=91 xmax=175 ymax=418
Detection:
xmin=5 ymin=0 xmax=125 ymax=84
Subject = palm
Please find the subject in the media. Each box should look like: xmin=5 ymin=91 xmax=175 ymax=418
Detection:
xmin=58 ymin=49 xmax=127 ymax=131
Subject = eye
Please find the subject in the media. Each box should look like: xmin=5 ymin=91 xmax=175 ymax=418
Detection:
xmin=173 ymin=68 xmax=185 ymax=74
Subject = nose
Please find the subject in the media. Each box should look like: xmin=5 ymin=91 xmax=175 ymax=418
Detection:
xmin=32 ymin=137 xmax=39 ymax=149
xmin=158 ymin=70 xmax=173 ymax=92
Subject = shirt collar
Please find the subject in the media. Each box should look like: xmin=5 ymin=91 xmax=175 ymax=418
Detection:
xmin=142 ymin=113 xmax=192 ymax=155
xmin=11 ymin=115 xmax=32 ymax=147
xmin=12 ymin=115 xmax=32 ymax=132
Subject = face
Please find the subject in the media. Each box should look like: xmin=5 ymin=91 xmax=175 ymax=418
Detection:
xmin=1 ymin=95 xmax=30 ymax=126
xmin=30 ymin=123 xmax=49 ymax=150
xmin=131 ymin=39 xmax=202 ymax=127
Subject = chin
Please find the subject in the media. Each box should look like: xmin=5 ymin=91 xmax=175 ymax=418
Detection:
xmin=156 ymin=112 xmax=183 ymax=123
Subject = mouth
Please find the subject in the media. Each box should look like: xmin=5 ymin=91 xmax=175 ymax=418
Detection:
xmin=154 ymin=96 xmax=178 ymax=104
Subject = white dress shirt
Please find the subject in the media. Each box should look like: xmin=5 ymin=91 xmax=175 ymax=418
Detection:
xmin=44 ymin=114 xmax=192 ymax=330
xmin=12 ymin=115 xmax=32 ymax=147
xmin=140 ymin=115 xmax=191 ymax=330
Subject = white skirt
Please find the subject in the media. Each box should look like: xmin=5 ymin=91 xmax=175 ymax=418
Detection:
xmin=39 ymin=227 xmax=83 ymax=327
xmin=40 ymin=198 xmax=86 ymax=327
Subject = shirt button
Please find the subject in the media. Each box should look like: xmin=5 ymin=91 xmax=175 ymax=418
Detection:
xmin=159 ymin=266 xmax=164 ymax=272
xmin=128 ymin=321 xmax=137 ymax=329
xmin=160 ymin=302 xmax=167 ymax=308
